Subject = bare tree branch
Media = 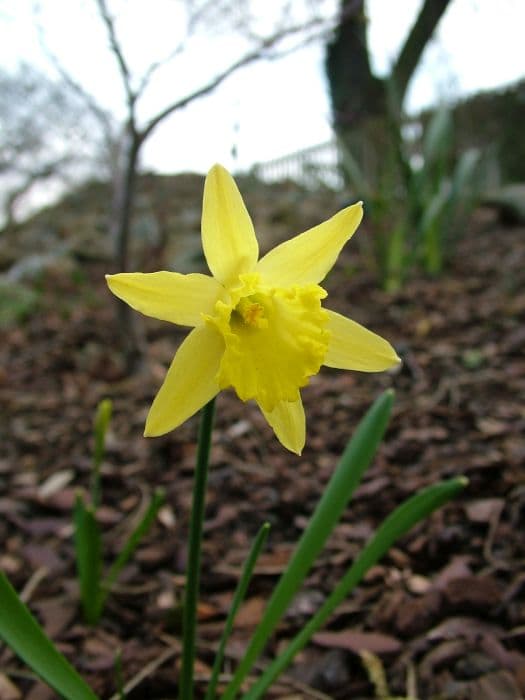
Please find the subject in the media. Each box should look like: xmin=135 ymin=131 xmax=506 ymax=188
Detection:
xmin=142 ymin=15 xmax=332 ymax=141
xmin=2 ymin=154 xmax=77 ymax=227
xmin=392 ymin=0 xmax=452 ymax=105
xmin=26 ymin=0 xmax=338 ymax=364
xmin=134 ymin=41 xmax=186 ymax=101
xmin=34 ymin=7 xmax=116 ymax=142
xmin=94 ymin=0 xmax=137 ymax=116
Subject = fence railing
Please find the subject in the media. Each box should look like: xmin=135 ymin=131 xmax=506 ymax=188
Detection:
xmin=252 ymin=119 xmax=500 ymax=193
xmin=253 ymin=140 xmax=343 ymax=189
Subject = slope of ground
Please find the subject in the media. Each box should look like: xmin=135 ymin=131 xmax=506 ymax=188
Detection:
xmin=1 ymin=176 xmax=524 ymax=699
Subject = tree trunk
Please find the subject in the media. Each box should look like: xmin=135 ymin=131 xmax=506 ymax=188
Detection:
xmin=109 ymin=123 xmax=145 ymax=371
xmin=392 ymin=0 xmax=452 ymax=104
xmin=111 ymin=124 xmax=140 ymax=273
xmin=325 ymin=0 xmax=452 ymax=132
xmin=325 ymin=0 xmax=383 ymax=131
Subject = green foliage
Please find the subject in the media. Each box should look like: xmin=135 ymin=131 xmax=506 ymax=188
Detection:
xmin=74 ymin=483 xmax=165 ymax=625
xmin=411 ymin=107 xmax=481 ymax=276
xmin=222 ymin=389 xmax=395 ymax=700
xmin=73 ymin=399 xmax=165 ymax=625
xmin=92 ymin=397 xmax=112 ymax=508
xmin=0 ymin=393 xmax=465 ymax=699
xmin=0 ymin=572 xmax=99 ymax=700
xmin=73 ymin=494 xmax=103 ymax=624
xmin=0 ymin=279 xmax=40 ymax=327
xmin=242 ymin=476 xmax=467 ymax=700
xmin=100 ymin=487 xmax=165 ymax=604
xmin=204 ymin=523 xmax=271 ymax=700
xmin=340 ymin=103 xmax=482 ymax=290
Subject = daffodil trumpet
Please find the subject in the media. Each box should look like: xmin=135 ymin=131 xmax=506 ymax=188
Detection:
xmin=106 ymin=164 xmax=400 ymax=453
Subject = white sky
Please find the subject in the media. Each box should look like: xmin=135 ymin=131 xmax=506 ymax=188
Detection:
xmin=1 ymin=0 xmax=524 ymax=175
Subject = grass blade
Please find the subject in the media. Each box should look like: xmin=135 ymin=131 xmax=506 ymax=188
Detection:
xmin=242 ymin=476 xmax=468 ymax=699
xmin=0 ymin=571 xmax=99 ymax=700
xmin=92 ymin=398 xmax=112 ymax=508
xmin=101 ymin=487 xmax=165 ymax=603
xmin=73 ymin=492 xmax=103 ymax=624
xmin=221 ymin=389 xmax=395 ymax=700
xmin=205 ymin=523 xmax=270 ymax=700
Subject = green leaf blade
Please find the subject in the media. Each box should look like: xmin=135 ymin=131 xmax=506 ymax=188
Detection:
xmin=243 ymin=476 xmax=468 ymax=699
xmin=0 ymin=571 xmax=99 ymax=700
xmin=222 ymin=389 xmax=395 ymax=700
xmin=205 ymin=523 xmax=270 ymax=700
xmin=101 ymin=487 xmax=165 ymax=604
xmin=73 ymin=493 xmax=103 ymax=624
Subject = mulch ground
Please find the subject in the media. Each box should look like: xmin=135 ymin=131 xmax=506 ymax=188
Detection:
xmin=1 ymin=181 xmax=524 ymax=699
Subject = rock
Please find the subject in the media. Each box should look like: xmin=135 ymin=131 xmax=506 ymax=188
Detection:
xmin=484 ymin=184 xmax=525 ymax=224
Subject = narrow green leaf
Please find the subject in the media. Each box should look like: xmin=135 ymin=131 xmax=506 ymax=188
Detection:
xmin=73 ymin=492 xmax=103 ymax=625
xmin=92 ymin=398 xmax=112 ymax=508
xmin=205 ymin=523 xmax=270 ymax=700
xmin=420 ymin=182 xmax=451 ymax=236
xmin=242 ymin=477 xmax=468 ymax=699
xmin=423 ymin=107 xmax=453 ymax=169
xmin=221 ymin=390 xmax=394 ymax=700
xmin=0 ymin=571 xmax=99 ymax=700
xmin=384 ymin=224 xmax=407 ymax=292
xmin=447 ymin=148 xmax=481 ymax=228
xmin=101 ymin=487 xmax=165 ymax=605
xmin=94 ymin=398 xmax=112 ymax=466
xmin=338 ymin=139 xmax=373 ymax=200
xmin=114 ymin=648 xmax=126 ymax=700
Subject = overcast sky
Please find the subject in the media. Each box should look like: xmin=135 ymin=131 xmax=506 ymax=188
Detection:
xmin=1 ymin=0 xmax=524 ymax=174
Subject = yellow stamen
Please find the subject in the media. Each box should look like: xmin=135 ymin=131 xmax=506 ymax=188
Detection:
xmin=235 ymin=297 xmax=268 ymax=328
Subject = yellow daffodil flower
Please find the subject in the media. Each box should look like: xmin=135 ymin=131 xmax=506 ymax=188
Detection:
xmin=106 ymin=164 xmax=400 ymax=454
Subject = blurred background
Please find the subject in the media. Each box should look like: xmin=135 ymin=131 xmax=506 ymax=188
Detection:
xmin=2 ymin=2 xmax=525 ymax=698
xmin=1 ymin=0 xmax=524 ymax=224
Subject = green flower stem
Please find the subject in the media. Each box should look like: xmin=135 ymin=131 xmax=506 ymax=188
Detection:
xmin=179 ymin=398 xmax=216 ymax=700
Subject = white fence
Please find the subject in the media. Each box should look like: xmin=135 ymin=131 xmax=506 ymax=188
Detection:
xmin=253 ymin=140 xmax=343 ymax=189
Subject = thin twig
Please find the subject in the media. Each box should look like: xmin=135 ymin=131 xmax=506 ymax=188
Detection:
xmin=94 ymin=0 xmax=136 ymax=114
xmin=34 ymin=3 xmax=115 ymax=138
xmin=19 ymin=567 xmax=48 ymax=604
xmin=135 ymin=41 xmax=186 ymax=100
xmin=107 ymin=644 xmax=180 ymax=700
xmin=142 ymin=17 xmax=331 ymax=141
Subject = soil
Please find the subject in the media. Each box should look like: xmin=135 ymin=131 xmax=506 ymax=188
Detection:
xmin=1 ymin=175 xmax=524 ymax=699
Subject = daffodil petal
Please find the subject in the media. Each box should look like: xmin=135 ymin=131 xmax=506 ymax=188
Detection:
xmin=256 ymin=202 xmax=363 ymax=286
xmin=324 ymin=310 xmax=400 ymax=371
xmin=106 ymin=272 xmax=221 ymax=326
xmin=259 ymin=398 xmax=306 ymax=455
xmin=201 ymin=164 xmax=259 ymax=286
xmin=144 ymin=325 xmax=223 ymax=436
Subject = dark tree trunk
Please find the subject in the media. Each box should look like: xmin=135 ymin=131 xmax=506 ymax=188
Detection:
xmin=326 ymin=0 xmax=452 ymax=132
xmin=109 ymin=123 xmax=145 ymax=371
xmin=111 ymin=123 xmax=141 ymax=273
xmin=325 ymin=0 xmax=384 ymax=130
xmin=392 ymin=0 xmax=452 ymax=104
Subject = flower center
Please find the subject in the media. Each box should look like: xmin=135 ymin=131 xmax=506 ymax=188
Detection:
xmin=232 ymin=296 xmax=268 ymax=329
xmin=207 ymin=273 xmax=329 ymax=411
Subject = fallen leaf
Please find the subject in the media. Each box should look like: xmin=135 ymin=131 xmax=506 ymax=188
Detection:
xmin=465 ymin=498 xmax=504 ymax=523
xmin=313 ymin=629 xmax=402 ymax=655
xmin=0 ymin=673 xmax=22 ymax=700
